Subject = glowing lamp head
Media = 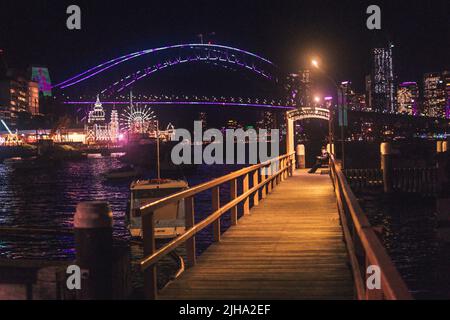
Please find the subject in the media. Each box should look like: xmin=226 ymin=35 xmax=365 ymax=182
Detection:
xmin=311 ymin=59 xmax=319 ymax=69
xmin=314 ymin=96 xmax=321 ymax=103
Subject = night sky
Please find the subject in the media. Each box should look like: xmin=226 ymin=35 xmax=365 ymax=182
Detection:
xmin=1 ymin=0 xmax=449 ymax=93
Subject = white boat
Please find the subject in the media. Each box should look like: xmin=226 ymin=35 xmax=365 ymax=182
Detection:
xmin=128 ymin=179 xmax=189 ymax=239
xmin=103 ymin=165 xmax=141 ymax=180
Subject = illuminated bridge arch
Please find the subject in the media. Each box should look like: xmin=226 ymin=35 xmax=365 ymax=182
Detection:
xmin=287 ymin=107 xmax=330 ymax=121
xmin=53 ymin=44 xmax=279 ymax=96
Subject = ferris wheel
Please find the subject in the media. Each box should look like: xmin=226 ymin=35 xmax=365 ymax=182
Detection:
xmin=120 ymin=105 xmax=156 ymax=134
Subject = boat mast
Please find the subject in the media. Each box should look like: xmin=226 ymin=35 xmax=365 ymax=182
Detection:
xmin=156 ymin=120 xmax=161 ymax=182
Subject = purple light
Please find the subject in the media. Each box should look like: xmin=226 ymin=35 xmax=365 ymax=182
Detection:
xmin=324 ymin=96 xmax=333 ymax=101
xmin=55 ymin=44 xmax=276 ymax=89
xmin=400 ymin=81 xmax=418 ymax=87
xmin=54 ymin=51 xmax=148 ymax=88
xmin=64 ymin=100 xmax=294 ymax=110
xmin=107 ymin=58 xmax=271 ymax=95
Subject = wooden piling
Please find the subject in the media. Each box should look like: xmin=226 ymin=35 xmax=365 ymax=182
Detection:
xmin=380 ymin=142 xmax=393 ymax=193
xmin=74 ymin=201 xmax=113 ymax=300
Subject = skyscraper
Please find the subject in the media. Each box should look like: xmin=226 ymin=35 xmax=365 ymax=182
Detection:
xmin=371 ymin=43 xmax=396 ymax=113
xmin=0 ymin=74 xmax=40 ymax=127
xmin=365 ymin=74 xmax=373 ymax=111
xmin=339 ymin=81 xmax=357 ymax=110
xmin=285 ymin=70 xmax=312 ymax=108
xmin=423 ymin=71 xmax=449 ymax=118
xmin=397 ymin=82 xmax=419 ymax=115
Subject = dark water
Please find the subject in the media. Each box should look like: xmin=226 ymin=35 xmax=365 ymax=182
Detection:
xmin=0 ymin=155 xmax=245 ymax=260
xmin=357 ymin=192 xmax=450 ymax=299
xmin=0 ymin=155 xmax=247 ymax=293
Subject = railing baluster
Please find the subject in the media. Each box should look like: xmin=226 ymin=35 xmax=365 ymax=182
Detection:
xmin=261 ymin=167 xmax=267 ymax=199
xmin=185 ymin=196 xmax=196 ymax=268
xmin=268 ymin=165 xmax=273 ymax=193
xmin=212 ymin=186 xmax=221 ymax=242
xmin=230 ymin=179 xmax=238 ymax=225
xmin=243 ymin=174 xmax=250 ymax=215
xmin=289 ymin=156 xmax=294 ymax=177
xmin=252 ymin=170 xmax=260 ymax=207
xmin=142 ymin=211 xmax=157 ymax=300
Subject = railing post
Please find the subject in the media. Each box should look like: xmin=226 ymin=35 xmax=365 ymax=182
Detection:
xmin=261 ymin=167 xmax=267 ymax=199
xmin=287 ymin=157 xmax=290 ymax=178
xmin=243 ymin=174 xmax=250 ymax=215
xmin=252 ymin=170 xmax=260 ymax=207
xmin=142 ymin=211 xmax=157 ymax=300
xmin=212 ymin=186 xmax=221 ymax=242
xmin=230 ymin=179 xmax=238 ymax=225
xmin=267 ymin=164 xmax=273 ymax=193
xmin=289 ymin=155 xmax=294 ymax=177
xmin=185 ymin=196 xmax=196 ymax=268
xmin=275 ymin=161 xmax=280 ymax=186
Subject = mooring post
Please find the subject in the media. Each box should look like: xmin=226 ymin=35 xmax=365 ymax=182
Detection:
xmin=74 ymin=201 xmax=113 ymax=300
xmin=436 ymin=140 xmax=448 ymax=194
xmin=380 ymin=142 xmax=393 ymax=193
xmin=296 ymin=144 xmax=305 ymax=169
xmin=436 ymin=140 xmax=443 ymax=153
xmin=327 ymin=143 xmax=335 ymax=155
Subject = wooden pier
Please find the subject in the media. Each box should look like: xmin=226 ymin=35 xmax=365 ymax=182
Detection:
xmin=139 ymin=153 xmax=413 ymax=300
xmin=159 ymin=170 xmax=354 ymax=300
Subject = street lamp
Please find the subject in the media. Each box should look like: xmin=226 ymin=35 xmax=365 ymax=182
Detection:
xmin=310 ymin=58 xmax=345 ymax=167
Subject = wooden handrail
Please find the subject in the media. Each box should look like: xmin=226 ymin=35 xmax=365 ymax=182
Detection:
xmin=329 ymin=155 xmax=413 ymax=300
xmin=140 ymin=155 xmax=292 ymax=215
xmin=139 ymin=152 xmax=295 ymax=299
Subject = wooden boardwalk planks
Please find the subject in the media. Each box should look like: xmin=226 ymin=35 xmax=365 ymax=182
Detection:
xmin=159 ymin=170 xmax=354 ymax=300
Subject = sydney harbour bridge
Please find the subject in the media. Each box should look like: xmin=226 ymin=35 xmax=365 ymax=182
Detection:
xmin=53 ymin=43 xmax=330 ymax=123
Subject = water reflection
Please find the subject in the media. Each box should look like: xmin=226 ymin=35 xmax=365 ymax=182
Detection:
xmin=359 ymin=193 xmax=450 ymax=299
xmin=0 ymin=157 xmax=243 ymax=260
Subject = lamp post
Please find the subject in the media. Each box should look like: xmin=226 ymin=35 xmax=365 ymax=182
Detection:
xmin=311 ymin=59 xmax=345 ymax=167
